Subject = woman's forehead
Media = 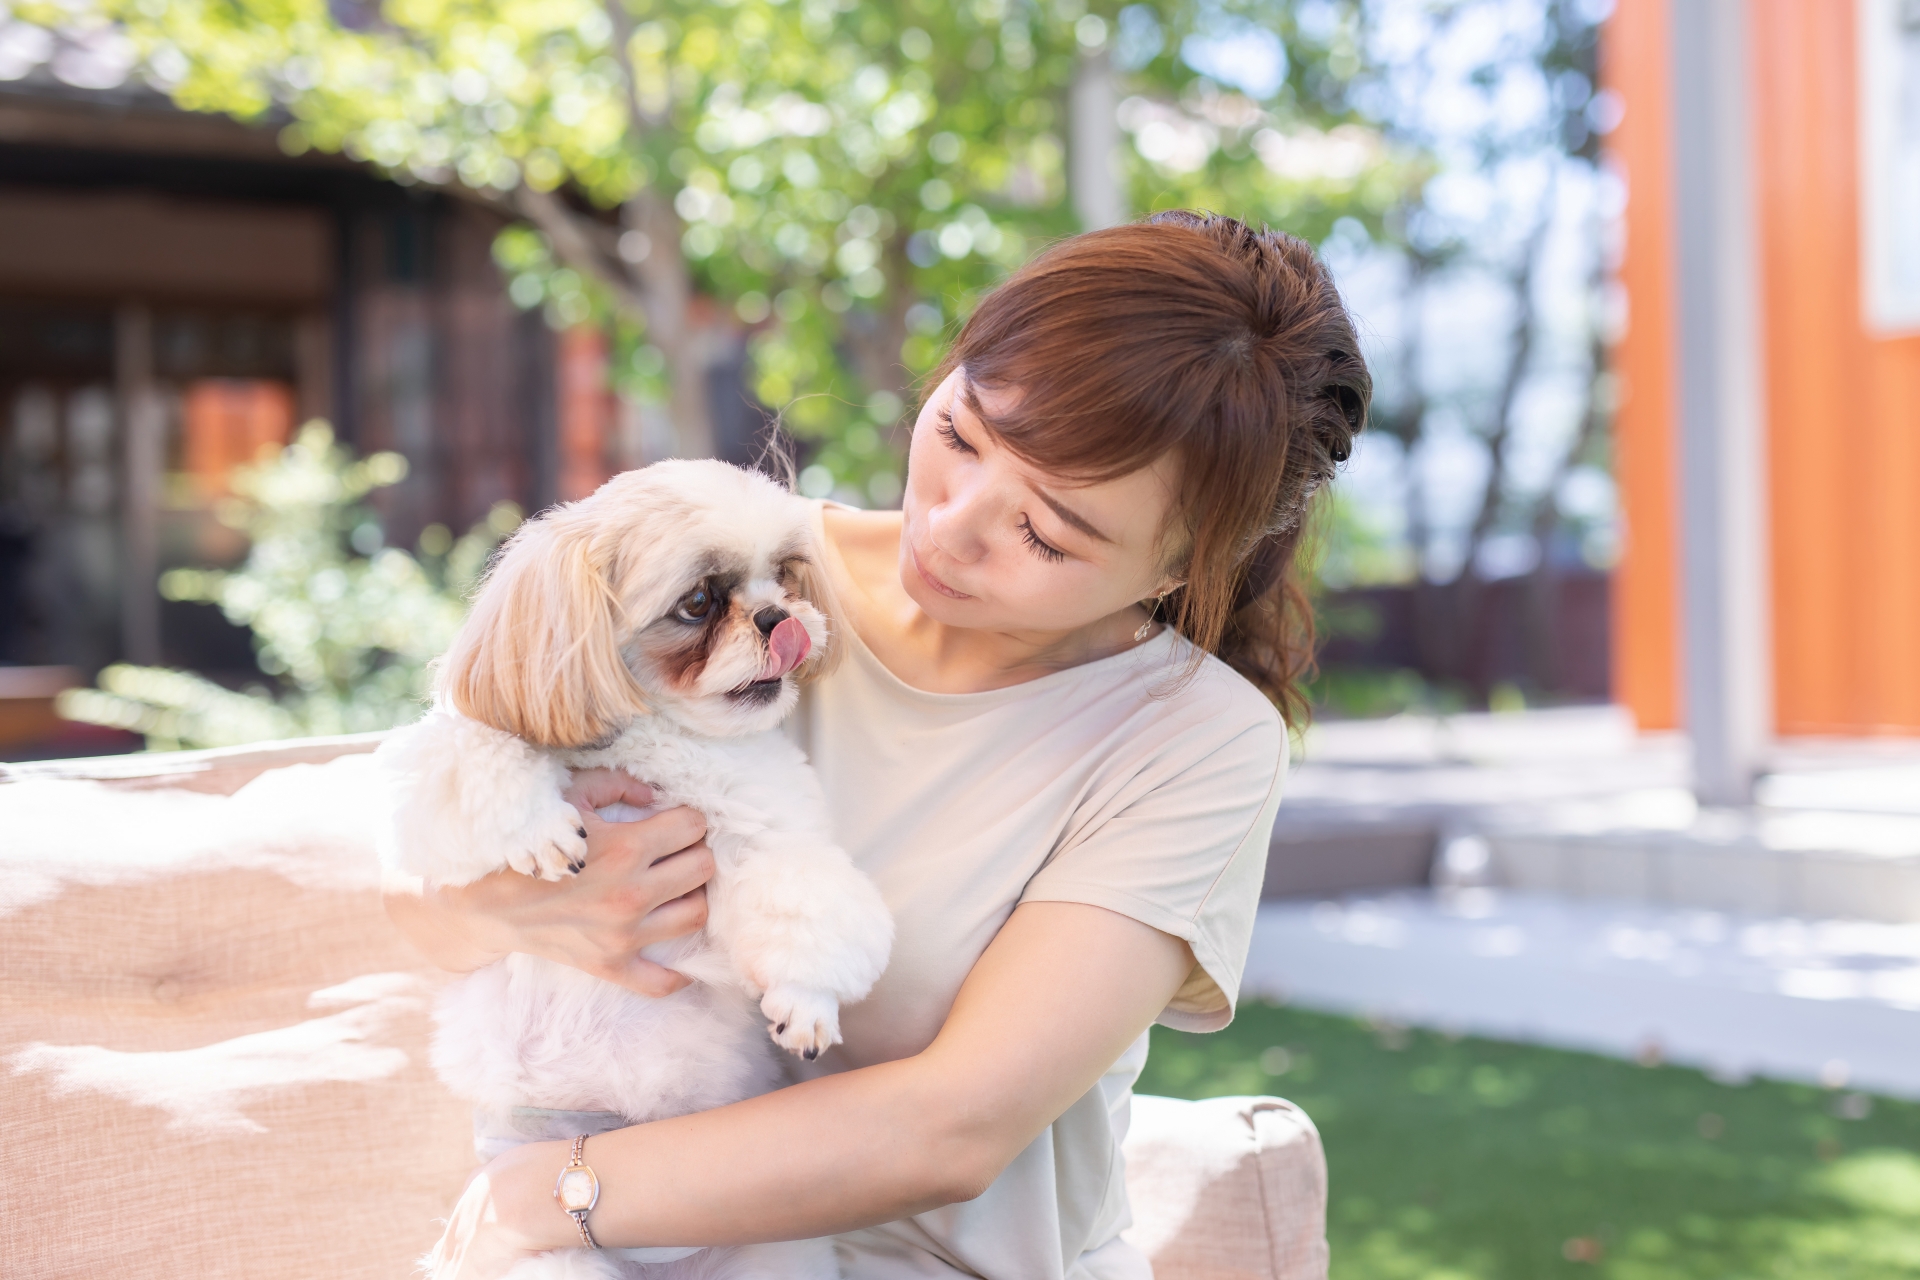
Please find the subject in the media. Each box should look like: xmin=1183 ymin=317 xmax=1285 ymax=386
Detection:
xmin=947 ymin=370 xmax=1180 ymax=551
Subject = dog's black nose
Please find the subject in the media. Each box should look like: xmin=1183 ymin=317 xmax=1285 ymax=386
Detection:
xmin=753 ymin=606 xmax=789 ymax=636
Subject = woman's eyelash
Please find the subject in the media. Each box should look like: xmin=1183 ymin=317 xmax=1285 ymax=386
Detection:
xmin=934 ymin=409 xmax=1061 ymax=562
xmin=936 ymin=410 xmax=976 ymax=455
xmin=1018 ymin=516 xmax=1067 ymax=563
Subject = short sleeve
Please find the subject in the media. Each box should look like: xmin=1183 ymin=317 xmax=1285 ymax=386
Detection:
xmin=1019 ymin=705 xmax=1286 ymax=1033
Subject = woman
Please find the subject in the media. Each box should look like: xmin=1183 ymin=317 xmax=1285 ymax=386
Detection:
xmin=388 ymin=210 xmax=1370 ymax=1280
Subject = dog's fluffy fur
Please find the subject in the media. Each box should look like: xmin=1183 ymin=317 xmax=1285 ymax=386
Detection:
xmin=376 ymin=460 xmax=893 ymax=1280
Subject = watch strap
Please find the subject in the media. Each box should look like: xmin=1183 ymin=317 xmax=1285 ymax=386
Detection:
xmin=557 ymin=1134 xmax=601 ymax=1249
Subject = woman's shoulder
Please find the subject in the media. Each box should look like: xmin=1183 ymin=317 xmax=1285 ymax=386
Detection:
xmin=812 ymin=501 xmax=903 ymax=605
xmin=1125 ymin=633 xmax=1288 ymax=763
xmin=816 ymin=502 xmax=900 ymax=560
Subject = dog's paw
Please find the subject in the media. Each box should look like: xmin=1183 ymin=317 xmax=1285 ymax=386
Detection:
xmin=502 ymin=797 xmax=589 ymax=882
xmin=760 ymin=984 xmax=842 ymax=1061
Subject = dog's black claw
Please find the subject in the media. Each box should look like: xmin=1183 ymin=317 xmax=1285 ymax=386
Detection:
xmin=775 ymin=1022 xmax=786 ymax=1034
xmin=568 ymin=859 xmax=585 ymax=874
xmin=576 ymin=827 xmax=587 ymax=839
xmin=804 ymin=1047 xmax=819 ymax=1061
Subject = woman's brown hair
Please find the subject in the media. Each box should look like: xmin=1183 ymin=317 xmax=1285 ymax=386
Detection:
xmin=930 ymin=210 xmax=1371 ymax=726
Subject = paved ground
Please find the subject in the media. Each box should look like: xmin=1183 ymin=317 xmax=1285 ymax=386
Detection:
xmin=1243 ymin=889 xmax=1920 ymax=1099
xmin=1270 ymin=707 xmax=1920 ymax=919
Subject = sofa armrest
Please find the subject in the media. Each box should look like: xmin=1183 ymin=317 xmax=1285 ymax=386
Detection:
xmin=1122 ymin=1094 xmax=1330 ymax=1280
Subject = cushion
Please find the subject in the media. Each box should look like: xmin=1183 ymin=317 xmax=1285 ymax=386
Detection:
xmin=0 ymin=740 xmax=1329 ymax=1280
xmin=1122 ymin=1095 xmax=1330 ymax=1280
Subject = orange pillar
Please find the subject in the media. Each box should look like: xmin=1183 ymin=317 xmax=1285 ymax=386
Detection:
xmin=1602 ymin=0 xmax=1680 ymax=732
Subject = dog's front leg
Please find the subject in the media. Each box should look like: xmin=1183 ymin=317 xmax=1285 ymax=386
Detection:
xmin=704 ymin=828 xmax=894 ymax=1060
xmin=376 ymin=706 xmax=588 ymax=887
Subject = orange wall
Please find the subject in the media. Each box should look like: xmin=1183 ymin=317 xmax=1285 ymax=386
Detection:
xmin=1606 ymin=0 xmax=1920 ymax=737
xmin=558 ymin=325 xmax=614 ymax=503
xmin=181 ymin=379 xmax=295 ymax=497
xmin=1751 ymin=1 xmax=1920 ymax=734
xmin=1603 ymin=0 xmax=1680 ymax=732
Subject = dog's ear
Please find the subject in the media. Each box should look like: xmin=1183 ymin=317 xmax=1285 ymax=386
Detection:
xmin=784 ymin=548 xmax=844 ymax=684
xmin=440 ymin=515 xmax=646 ymax=747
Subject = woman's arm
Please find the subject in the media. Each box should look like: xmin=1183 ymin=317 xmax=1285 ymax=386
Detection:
xmin=383 ymin=769 xmax=717 ymax=997
xmin=431 ymin=899 xmax=1194 ymax=1276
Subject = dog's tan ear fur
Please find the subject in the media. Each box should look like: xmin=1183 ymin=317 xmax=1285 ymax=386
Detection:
xmin=440 ymin=515 xmax=646 ymax=747
xmin=786 ymin=545 xmax=844 ymax=685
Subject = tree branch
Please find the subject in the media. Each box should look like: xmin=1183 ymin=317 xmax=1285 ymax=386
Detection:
xmin=512 ymin=185 xmax=649 ymax=320
xmin=1462 ymin=195 xmax=1556 ymax=568
xmin=601 ymin=0 xmax=665 ymax=140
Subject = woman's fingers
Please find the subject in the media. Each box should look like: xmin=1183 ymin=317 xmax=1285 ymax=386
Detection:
xmin=589 ymin=805 xmax=709 ymax=873
xmin=563 ymin=767 xmax=656 ymax=815
xmin=406 ymin=793 xmax=716 ymax=989
xmin=629 ymin=842 xmax=716 ymax=903
xmin=610 ymin=956 xmax=694 ymax=998
xmin=638 ymin=884 xmax=710 ymax=940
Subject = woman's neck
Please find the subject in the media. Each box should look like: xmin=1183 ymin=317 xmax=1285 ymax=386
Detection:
xmin=819 ymin=506 xmax=1148 ymax=695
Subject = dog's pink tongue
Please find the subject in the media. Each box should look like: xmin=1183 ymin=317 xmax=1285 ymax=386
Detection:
xmin=762 ymin=617 xmax=812 ymax=680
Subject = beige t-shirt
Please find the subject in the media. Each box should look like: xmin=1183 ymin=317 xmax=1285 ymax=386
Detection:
xmin=786 ymin=506 xmax=1288 ymax=1280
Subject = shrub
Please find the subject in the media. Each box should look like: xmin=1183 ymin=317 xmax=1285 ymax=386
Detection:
xmin=59 ymin=423 xmax=519 ymax=750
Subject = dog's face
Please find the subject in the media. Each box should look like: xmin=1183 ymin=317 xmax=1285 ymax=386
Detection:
xmin=622 ymin=497 xmax=830 ymax=738
xmin=439 ymin=460 xmax=836 ymax=746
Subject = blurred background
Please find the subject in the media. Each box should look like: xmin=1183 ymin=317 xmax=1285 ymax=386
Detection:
xmin=0 ymin=0 xmax=1624 ymax=751
xmin=2 ymin=0 xmax=1919 ymax=1276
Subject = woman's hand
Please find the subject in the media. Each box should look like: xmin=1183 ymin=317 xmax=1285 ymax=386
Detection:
xmin=427 ymin=1141 xmax=574 ymax=1280
xmin=383 ymin=769 xmax=714 ymax=996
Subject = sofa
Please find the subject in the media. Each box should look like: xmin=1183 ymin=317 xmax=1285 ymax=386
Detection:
xmin=0 ymin=737 xmax=1328 ymax=1279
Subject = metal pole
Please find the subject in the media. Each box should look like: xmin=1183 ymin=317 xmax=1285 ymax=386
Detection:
xmin=1670 ymin=0 xmax=1772 ymax=806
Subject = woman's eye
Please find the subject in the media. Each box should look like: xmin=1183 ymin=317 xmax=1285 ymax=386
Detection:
xmin=1018 ymin=516 xmax=1067 ymax=564
xmin=936 ymin=411 xmax=977 ymax=455
xmin=674 ymin=587 xmax=713 ymax=622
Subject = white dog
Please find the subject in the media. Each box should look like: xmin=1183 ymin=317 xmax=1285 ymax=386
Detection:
xmin=376 ymin=460 xmax=893 ymax=1280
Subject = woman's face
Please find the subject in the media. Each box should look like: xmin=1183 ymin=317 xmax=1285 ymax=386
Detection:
xmin=898 ymin=366 xmax=1182 ymax=637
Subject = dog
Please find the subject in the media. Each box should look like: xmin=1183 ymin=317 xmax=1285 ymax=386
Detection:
xmin=376 ymin=460 xmax=894 ymax=1279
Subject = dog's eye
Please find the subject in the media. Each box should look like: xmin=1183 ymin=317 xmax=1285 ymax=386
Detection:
xmin=674 ymin=587 xmax=713 ymax=622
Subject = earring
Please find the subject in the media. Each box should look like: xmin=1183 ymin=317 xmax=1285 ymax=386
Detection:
xmin=1134 ymin=593 xmax=1166 ymax=643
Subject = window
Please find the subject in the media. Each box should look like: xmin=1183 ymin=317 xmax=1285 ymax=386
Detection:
xmin=1860 ymin=0 xmax=1920 ymax=333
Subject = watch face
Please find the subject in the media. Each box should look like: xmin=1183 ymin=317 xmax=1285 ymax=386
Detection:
xmin=556 ymin=1166 xmax=598 ymax=1213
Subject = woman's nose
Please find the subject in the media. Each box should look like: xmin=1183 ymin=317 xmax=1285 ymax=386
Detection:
xmin=926 ymin=484 xmax=993 ymax=564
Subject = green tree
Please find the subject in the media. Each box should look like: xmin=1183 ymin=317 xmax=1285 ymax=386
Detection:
xmin=21 ymin=0 xmax=1418 ymax=499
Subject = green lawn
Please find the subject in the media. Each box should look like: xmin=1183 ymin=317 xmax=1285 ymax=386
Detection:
xmin=1138 ymin=1003 xmax=1920 ymax=1280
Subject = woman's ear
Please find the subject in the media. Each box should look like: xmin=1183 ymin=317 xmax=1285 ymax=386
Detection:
xmin=785 ymin=551 xmax=844 ymax=684
xmin=439 ymin=516 xmax=647 ymax=747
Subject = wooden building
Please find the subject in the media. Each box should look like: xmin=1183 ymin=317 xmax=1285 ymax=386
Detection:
xmin=0 ymin=74 xmax=578 ymax=677
xmin=1605 ymin=1 xmax=1920 ymax=794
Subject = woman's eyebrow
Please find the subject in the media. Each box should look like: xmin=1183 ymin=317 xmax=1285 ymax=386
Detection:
xmin=954 ymin=370 xmax=1112 ymax=544
xmin=1033 ymin=488 xmax=1113 ymax=544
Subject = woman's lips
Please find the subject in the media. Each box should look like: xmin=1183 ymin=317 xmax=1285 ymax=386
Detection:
xmin=910 ymin=542 xmax=971 ymax=600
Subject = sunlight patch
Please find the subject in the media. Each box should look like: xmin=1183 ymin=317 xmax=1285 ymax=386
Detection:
xmin=8 ymin=972 xmax=426 ymax=1134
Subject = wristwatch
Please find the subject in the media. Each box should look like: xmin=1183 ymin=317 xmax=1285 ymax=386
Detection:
xmin=554 ymin=1135 xmax=601 ymax=1249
